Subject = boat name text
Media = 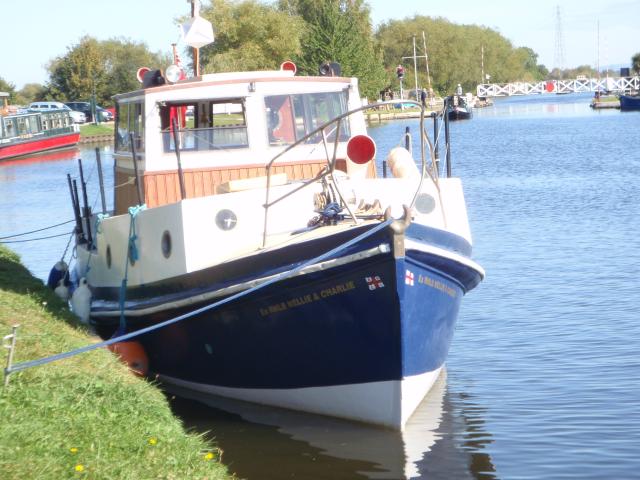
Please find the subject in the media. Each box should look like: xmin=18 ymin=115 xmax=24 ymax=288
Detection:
xmin=259 ymin=280 xmax=356 ymax=316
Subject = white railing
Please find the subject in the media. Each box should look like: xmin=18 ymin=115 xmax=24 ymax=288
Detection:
xmin=477 ymin=76 xmax=640 ymax=97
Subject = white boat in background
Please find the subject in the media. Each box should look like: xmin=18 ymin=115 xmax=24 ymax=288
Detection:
xmin=67 ymin=59 xmax=484 ymax=430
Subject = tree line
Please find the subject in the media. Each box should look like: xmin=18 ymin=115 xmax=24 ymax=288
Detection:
xmin=1 ymin=0 xmax=639 ymax=106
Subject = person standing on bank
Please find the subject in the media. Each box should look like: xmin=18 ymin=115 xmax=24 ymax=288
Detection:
xmin=420 ymin=88 xmax=427 ymax=107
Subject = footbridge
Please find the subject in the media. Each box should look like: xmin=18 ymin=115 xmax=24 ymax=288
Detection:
xmin=477 ymin=76 xmax=640 ymax=97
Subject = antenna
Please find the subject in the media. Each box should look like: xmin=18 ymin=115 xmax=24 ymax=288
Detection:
xmin=554 ymin=5 xmax=566 ymax=73
xmin=596 ymin=20 xmax=600 ymax=78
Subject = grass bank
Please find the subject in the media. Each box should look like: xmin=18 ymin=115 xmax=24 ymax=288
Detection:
xmin=0 ymin=246 xmax=231 ymax=479
xmin=79 ymin=123 xmax=114 ymax=137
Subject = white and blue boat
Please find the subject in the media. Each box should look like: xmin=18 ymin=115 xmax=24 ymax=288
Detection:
xmin=70 ymin=63 xmax=484 ymax=430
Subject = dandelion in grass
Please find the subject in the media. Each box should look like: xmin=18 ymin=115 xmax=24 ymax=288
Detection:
xmin=69 ymin=447 xmax=78 ymax=454
xmin=204 ymin=452 xmax=214 ymax=461
xmin=74 ymin=464 xmax=84 ymax=472
xmin=148 ymin=437 xmax=157 ymax=446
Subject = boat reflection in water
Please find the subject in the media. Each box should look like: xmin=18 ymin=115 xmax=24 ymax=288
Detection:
xmin=168 ymin=371 xmax=496 ymax=479
xmin=0 ymin=147 xmax=80 ymax=168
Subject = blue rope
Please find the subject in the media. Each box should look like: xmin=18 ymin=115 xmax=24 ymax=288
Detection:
xmin=118 ymin=205 xmax=146 ymax=334
xmin=94 ymin=213 xmax=110 ymax=235
xmin=321 ymin=202 xmax=343 ymax=221
xmin=7 ymin=218 xmax=393 ymax=375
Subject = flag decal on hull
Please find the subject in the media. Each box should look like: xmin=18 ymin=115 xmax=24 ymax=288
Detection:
xmin=405 ymin=269 xmax=414 ymax=286
xmin=365 ymin=276 xmax=384 ymax=290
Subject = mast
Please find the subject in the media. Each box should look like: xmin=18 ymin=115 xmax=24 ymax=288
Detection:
xmin=412 ymin=36 xmax=419 ymax=98
xmin=481 ymin=45 xmax=485 ymax=84
xmin=402 ymin=36 xmax=430 ymax=97
xmin=596 ymin=20 xmax=600 ymax=79
xmin=422 ymin=31 xmax=432 ymax=89
xmin=190 ymin=0 xmax=200 ymax=77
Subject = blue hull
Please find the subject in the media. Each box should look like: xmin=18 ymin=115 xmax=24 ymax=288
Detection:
xmin=91 ymin=223 xmax=482 ymax=414
xmin=619 ymin=95 xmax=640 ymax=111
xmin=134 ymin=254 xmax=464 ymax=388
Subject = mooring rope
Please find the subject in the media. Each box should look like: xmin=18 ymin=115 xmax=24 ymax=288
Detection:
xmin=6 ymin=218 xmax=394 ymax=376
xmin=0 ymin=220 xmax=75 ymax=240
xmin=0 ymin=231 xmax=75 ymax=244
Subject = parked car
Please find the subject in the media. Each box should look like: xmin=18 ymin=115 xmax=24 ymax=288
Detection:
xmin=99 ymin=107 xmax=114 ymax=121
xmin=29 ymin=101 xmax=86 ymax=124
xmin=65 ymin=101 xmax=113 ymax=122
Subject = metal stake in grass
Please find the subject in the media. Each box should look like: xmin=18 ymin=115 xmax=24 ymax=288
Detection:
xmin=3 ymin=324 xmax=19 ymax=387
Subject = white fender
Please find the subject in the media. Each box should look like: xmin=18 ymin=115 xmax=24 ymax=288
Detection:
xmin=54 ymin=278 xmax=70 ymax=302
xmin=71 ymin=278 xmax=92 ymax=324
xmin=386 ymin=147 xmax=421 ymax=179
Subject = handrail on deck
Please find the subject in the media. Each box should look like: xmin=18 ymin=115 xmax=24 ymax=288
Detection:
xmin=261 ymin=100 xmax=449 ymax=248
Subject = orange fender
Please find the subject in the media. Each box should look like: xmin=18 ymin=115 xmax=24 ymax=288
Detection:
xmin=108 ymin=341 xmax=149 ymax=377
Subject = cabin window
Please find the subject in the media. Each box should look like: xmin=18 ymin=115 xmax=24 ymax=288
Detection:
xmin=160 ymin=99 xmax=248 ymax=152
xmin=17 ymin=117 xmax=29 ymax=135
xmin=115 ymin=101 xmax=144 ymax=153
xmin=28 ymin=115 xmax=39 ymax=133
xmin=3 ymin=118 xmax=16 ymax=137
xmin=264 ymin=92 xmax=349 ymax=146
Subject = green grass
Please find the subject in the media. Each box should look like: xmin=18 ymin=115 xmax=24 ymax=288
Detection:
xmin=80 ymin=123 xmax=114 ymax=136
xmin=0 ymin=246 xmax=232 ymax=480
xmin=597 ymin=95 xmax=620 ymax=103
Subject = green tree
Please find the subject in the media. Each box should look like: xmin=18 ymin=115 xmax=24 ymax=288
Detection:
xmin=47 ymin=36 xmax=105 ymax=103
xmin=100 ymin=39 xmax=171 ymax=106
xmin=0 ymin=77 xmax=16 ymax=102
xmin=197 ymin=0 xmax=304 ymax=73
xmin=632 ymin=53 xmax=640 ymax=74
xmin=15 ymin=83 xmax=47 ymax=106
xmin=281 ymin=0 xmax=386 ymax=99
xmin=46 ymin=36 xmax=169 ymax=105
xmin=376 ymin=16 xmax=548 ymax=96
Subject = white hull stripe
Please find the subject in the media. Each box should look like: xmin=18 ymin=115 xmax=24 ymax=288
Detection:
xmin=405 ymin=238 xmax=485 ymax=277
xmin=159 ymin=367 xmax=443 ymax=430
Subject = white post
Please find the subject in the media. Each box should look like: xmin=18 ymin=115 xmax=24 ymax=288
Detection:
xmin=3 ymin=325 xmax=19 ymax=388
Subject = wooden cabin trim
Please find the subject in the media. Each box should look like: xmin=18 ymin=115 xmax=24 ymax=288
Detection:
xmin=114 ymin=157 xmax=377 ymax=215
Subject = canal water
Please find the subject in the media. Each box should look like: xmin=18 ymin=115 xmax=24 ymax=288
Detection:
xmin=1 ymin=93 xmax=639 ymax=479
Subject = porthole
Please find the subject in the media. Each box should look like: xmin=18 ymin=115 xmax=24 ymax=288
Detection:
xmin=106 ymin=245 xmax=112 ymax=269
xmin=215 ymin=209 xmax=238 ymax=231
xmin=161 ymin=230 xmax=172 ymax=259
xmin=415 ymin=193 xmax=436 ymax=214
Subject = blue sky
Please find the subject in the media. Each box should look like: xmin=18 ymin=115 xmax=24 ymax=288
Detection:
xmin=2 ymin=0 xmax=638 ymax=90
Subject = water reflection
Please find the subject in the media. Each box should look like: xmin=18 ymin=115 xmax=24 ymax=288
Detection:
xmin=0 ymin=147 xmax=80 ymax=168
xmin=0 ymin=145 xmax=113 ymax=280
xmin=168 ymin=371 xmax=496 ymax=479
